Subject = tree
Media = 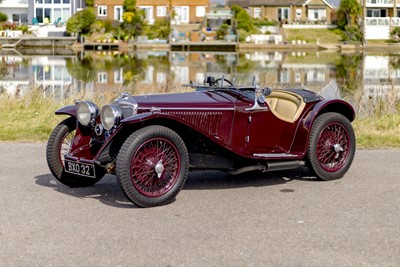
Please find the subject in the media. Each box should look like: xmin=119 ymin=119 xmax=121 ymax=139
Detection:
xmin=66 ymin=8 xmax=96 ymax=35
xmin=337 ymin=0 xmax=362 ymax=30
xmin=122 ymin=0 xmax=145 ymax=40
xmin=337 ymin=0 xmax=363 ymax=42
xmin=231 ymin=5 xmax=257 ymax=34
xmin=124 ymin=0 xmax=136 ymax=12
xmin=85 ymin=0 xmax=94 ymax=7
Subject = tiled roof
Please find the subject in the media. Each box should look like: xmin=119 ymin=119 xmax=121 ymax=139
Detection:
xmin=250 ymin=0 xmax=306 ymax=6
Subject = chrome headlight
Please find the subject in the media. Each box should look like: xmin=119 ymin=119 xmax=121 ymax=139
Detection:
xmin=77 ymin=101 xmax=99 ymax=126
xmin=100 ymin=104 xmax=122 ymax=131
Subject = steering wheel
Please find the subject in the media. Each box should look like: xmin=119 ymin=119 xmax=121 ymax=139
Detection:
xmin=213 ymin=78 xmax=233 ymax=86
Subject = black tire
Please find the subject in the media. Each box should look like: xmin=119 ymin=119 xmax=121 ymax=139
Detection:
xmin=116 ymin=126 xmax=189 ymax=207
xmin=307 ymin=112 xmax=356 ymax=181
xmin=46 ymin=117 xmax=103 ymax=187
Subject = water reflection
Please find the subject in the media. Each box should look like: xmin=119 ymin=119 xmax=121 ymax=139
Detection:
xmin=1 ymin=50 xmax=400 ymax=115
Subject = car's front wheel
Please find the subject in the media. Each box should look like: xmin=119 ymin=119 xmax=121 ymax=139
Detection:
xmin=307 ymin=112 xmax=356 ymax=181
xmin=46 ymin=117 xmax=104 ymax=187
xmin=116 ymin=126 xmax=189 ymax=207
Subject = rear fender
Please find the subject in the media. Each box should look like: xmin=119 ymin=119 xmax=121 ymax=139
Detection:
xmin=291 ymin=99 xmax=355 ymax=158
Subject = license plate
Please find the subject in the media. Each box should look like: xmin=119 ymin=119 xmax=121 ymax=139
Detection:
xmin=65 ymin=160 xmax=96 ymax=178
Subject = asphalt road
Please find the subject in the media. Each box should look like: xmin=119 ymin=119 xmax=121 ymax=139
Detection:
xmin=0 ymin=143 xmax=399 ymax=266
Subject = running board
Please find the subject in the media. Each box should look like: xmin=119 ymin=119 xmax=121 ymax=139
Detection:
xmin=229 ymin=160 xmax=305 ymax=175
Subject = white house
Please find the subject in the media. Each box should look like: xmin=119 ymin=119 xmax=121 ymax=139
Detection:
xmin=27 ymin=0 xmax=86 ymax=25
xmin=364 ymin=0 xmax=400 ymax=39
xmin=0 ymin=0 xmax=29 ymax=24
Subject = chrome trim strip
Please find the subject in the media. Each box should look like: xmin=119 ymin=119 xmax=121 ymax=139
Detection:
xmin=254 ymin=153 xmax=298 ymax=158
xmin=138 ymin=107 xmax=235 ymax=111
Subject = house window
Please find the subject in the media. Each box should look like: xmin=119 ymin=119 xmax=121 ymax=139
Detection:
xmin=277 ymin=8 xmax=289 ymax=20
xmin=98 ymin=72 xmax=108 ymax=83
xmin=62 ymin=8 xmax=70 ymax=22
xmin=139 ymin=6 xmax=154 ymax=24
xmin=114 ymin=6 xmax=123 ymax=21
xmin=35 ymin=8 xmax=43 ymax=23
xmin=306 ymin=70 xmax=325 ymax=82
xmin=63 ymin=0 xmax=70 ymax=3
xmin=54 ymin=8 xmax=61 ymax=22
xmin=295 ymin=72 xmax=301 ymax=83
xmin=367 ymin=9 xmax=387 ymax=17
xmin=98 ymin=6 xmax=107 ymax=17
xmin=279 ymin=69 xmax=289 ymax=83
xmin=196 ymin=6 xmax=206 ymax=17
xmin=174 ymin=66 xmax=189 ymax=83
xmin=308 ymin=9 xmax=326 ymax=20
xmin=174 ymin=6 xmax=189 ymax=23
xmin=296 ymin=9 xmax=302 ymax=18
xmin=157 ymin=6 xmax=167 ymax=17
xmin=253 ymin=7 xmax=261 ymax=18
xmin=114 ymin=69 xmax=123 ymax=84
xmin=156 ymin=72 xmax=166 ymax=84
xmin=44 ymin=8 xmax=51 ymax=22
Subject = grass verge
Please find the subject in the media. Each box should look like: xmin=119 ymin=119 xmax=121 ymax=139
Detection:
xmin=1 ymin=89 xmax=400 ymax=148
xmin=285 ymin=28 xmax=342 ymax=44
xmin=0 ymin=91 xmax=70 ymax=142
xmin=354 ymin=114 xmax=400 ymax=149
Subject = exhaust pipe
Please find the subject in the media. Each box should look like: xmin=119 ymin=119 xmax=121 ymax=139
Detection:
xmin=266 ymin=160 xmax=305 ymax=172
xmin=229 ymin=161 xmax=305 ymax=175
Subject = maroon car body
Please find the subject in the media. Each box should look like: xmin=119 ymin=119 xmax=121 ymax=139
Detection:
xmin=46 ymin=77 xmax=356 ymax=207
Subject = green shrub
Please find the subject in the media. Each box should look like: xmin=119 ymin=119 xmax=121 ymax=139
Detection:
xmin=390 ymin=27 xmax=400 ymax=42
xmin=0 ymin=12 xmax=8 ymax=22
xmin=231 ymin=5 xmax=257 ymax=34
xmin=216 ymin=23 xmax=229 ymax=40
xmin=237 ymin=29 xmax=250 ymax=42
xmin=252 ymin=18 xmax=277 ymax=27
xmin=341 ymin=25 xmax=363 ymax=42
xmin=18 ymin=25 xmax=29 ymax=34
xmin=66 ymin=8 xmax=95 ymax=34
xmin=143 ymin=18 xmax=170 ymax=39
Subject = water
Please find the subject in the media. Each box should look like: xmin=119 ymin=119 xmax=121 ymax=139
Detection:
xmin=1 ymin=49 xmax=400 ymax=115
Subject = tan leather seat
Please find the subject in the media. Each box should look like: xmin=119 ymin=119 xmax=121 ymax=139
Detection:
xmin=266 ymin=91 xmax=306 ymax=123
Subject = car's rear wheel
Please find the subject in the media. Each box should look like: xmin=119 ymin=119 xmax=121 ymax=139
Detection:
xmin=46 ymin=117 xmax=103 ymax=187
xmin=307 ymin=112 xmax=356 ymax=181
xmin=116 ymin=126 xmax=189 ymax=207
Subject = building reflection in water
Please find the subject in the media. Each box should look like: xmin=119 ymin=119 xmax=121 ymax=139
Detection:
xmin=1 ymin=51 xmax=400 ymax=106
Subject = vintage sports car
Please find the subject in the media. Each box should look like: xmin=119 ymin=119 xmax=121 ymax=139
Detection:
xmin=46 ymin=75 xmax=356 ymax=207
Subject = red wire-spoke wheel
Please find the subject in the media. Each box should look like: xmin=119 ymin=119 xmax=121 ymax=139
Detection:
xmin=130 ymin=138 xmax=180 ymax=197
xmin=46 ymin=117 xmax=104 ymax=187
xmin=117 ymin=126 xmax=189 ymax=207
xmin=59 ymin=128 xmax=75 ymax=167
xmin=317 ymin=122 xmax=349 ymax=172
xmin=307 ymin=113 xmax=356 ymax=181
